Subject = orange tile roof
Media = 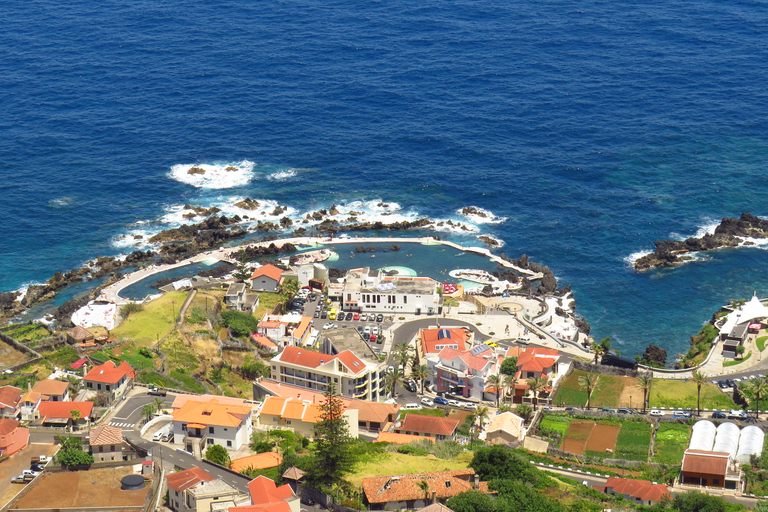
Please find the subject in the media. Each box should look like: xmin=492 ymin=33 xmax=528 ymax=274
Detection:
xmin=420 ymin=327 xmax=468 ymax=354
xmin=505 ymin=346 xmax=523 ymax=359
xmin=19 ymin=392 xmax=42 ymax=405
xmin=167 ymin=466 xmax=215 ymax=492
xmin=396 ymin=414 xmax=460 ymax=437
xmin=251 ymin=264 xmax=284 ymax=282
xmin=362 ymin=469 xmax=485 ymax=505
xmin=0 ymin=418 xmax=21 ymax=437
xmin=67 ymin=325 xmax=94 ymax=341
xmin=681 ymin=449 xmax=731 ymax=477
xmin=277 ymin=346 xmax=367 ymax=375
xmin=172 ymin=394 xmax=248 ymax=409
xmin=0 ymin=386 xmax=21 ymax=408
xmin=173 ymin=399 xmax=252 ymax=428
xmin=89 ymin=424 xmax=124 ymax=446
xmin=231 ymin=452 xmax=283 ymax=472
xmin=376 ymin=432 xmax=435 ymax=444
xmin=292 ymin=317 xmax=312 ymax=340
xmin=517 ymin=347 xmax=559 ymax=373
xmin=229 ymin=504 xmax=291 ymax=512
xmin=252 ymin=335 xmax=278 ymax=349
xmin=605 ymin=477 xmax=671 ymax=503
xmin=247 ymin=476 xmax=295 ymax=506
xmin=260 ymin=396 xmax=324 ymax=423
xmin=83 ymin=360 xmax=136 ymax=385
xmin=259 ymin=321 xmax=283 ymax=329
xmin=36 ymin=401 xmax=93 ymax=421
xmin=31 ymin=379 xmax=69 ymax=397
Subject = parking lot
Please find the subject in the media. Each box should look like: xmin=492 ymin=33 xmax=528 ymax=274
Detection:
xmin=0 ymin=442 xmax=59 ymax=507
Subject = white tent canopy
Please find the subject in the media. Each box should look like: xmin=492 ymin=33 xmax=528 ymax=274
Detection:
xmin=719 ymin=294 xmax=768 ymax=335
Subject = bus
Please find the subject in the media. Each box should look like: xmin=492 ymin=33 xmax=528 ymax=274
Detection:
xmin=329 ymin=308 xmax=338 ymax=320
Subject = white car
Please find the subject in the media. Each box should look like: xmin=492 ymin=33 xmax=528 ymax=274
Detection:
xmin=463 ymin=403 xmax=478 ymax=410
xmin=542 ymin=405 xmax=555 ymax=411
xmin=323 ymin=322 xmax=333 ymax=329
xmin=372 ymin=326 xmax=379 ymax=335
xmin=649 ymin=409 xmax=664 ymax=416
xmin=152 ymin=430 xmax=164 ymax=441
xmin=403 ymin=403 xmax=422 ymax=410
xmin=447 ymin=399 xmax=461 ymax=407
xmin=421 ymin=398 xmax=434 ymax=407
xmin=360 ymin=314 xmax=367 ymax=321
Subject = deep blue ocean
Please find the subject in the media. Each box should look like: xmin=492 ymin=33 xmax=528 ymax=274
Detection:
xmin=3 ymin=0 xmax=768 ymax=359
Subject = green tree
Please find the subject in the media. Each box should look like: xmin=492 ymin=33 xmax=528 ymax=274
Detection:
xmin=142 ymin=403 xmax=155 ymax=423
xmin=470 ymin=445 xmax=541 ymax=483
xmin=499 ymin=357 xmax=518 ymax=375
xmin=486 ymin=374 xmax=502 ymax=407
xmin=503 ymin=374 xmax=517 ymax=403
xmin=393 ymin=342 xmax=412 ymax=372
xmin=591 ymin=336 xmax=611 ymax=364
xmin=578 ymin=372 xmax=600 ymax=409
xmin=153 ymin=397 xmax=165 ymax=414
xmin=70 ymin=409 xmax=81 ymax=423
xmin=446 ymin=490 xmax=497 ymax=512
xmin=385 ymin=368 xmax=405 ymax=398
xmin=750 ymin=377 xmax=768 ymax=418
xmin=473 ymin=406 xmax=491 ymax=432
xmin=220 ymin=310 xmax=259 ymax=337
xmin=411 ymin=364 xmax=434 ymax=394
xmin=310 ymin=384 xmax=353 ymax=486
xmin=204 ymin=444 xmax=231 ymax=467
xmin=638 ymin=372 xmax=653 ymax=412
xmin=691 ymin=371 xmax=706 ymax=416
xmin=233 ymin=262 xmax=252 ymax=281
xmin=754 ymin=500 xmax=768 ymax=512
xmin=55 ymin=435 xmax=94 ymax=467
xmin=672 ymin=491 xmax=726 ymax=512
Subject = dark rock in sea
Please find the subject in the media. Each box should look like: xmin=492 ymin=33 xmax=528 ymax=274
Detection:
xmin=234 ymin=198 xmax=260 ymax=210
xmin=634 ymin=212 xmax=766 ymax=270
xmin=461 ymin=206 xmax=487 ymax=218
xmin=355 ymin=246 xmax=377 ymax=253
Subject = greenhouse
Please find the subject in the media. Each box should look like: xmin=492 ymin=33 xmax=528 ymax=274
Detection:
xmin=689 ymin=420 xmax=717 ymax=451
xmin=735 ymin=425 xmax=765 ymax=464
xmin=712 ymin=422 xmax=740 ymax=458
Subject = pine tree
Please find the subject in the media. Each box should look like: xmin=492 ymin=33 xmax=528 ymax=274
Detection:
xmin=310 ymin=384 xmax=353 ymax=487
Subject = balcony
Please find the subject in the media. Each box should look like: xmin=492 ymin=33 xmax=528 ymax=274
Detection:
xmin=354 ymin=388 xmax=369 ymax=399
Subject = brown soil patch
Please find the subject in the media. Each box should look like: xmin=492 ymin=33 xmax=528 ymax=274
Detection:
xmin=585 ymin=424 xmax=620 ymax=453
xmin=11 ymin=467 xmax=149 ymax=509
xmin=0 ymin=340 xmax=30 ymax=369
xmin=190 ymin=336 xmax=220 ymax=361
xmin=561 ymin=420 xmax=595 ymax=455
xmin=618 ymin=378 xmax=643 ymax=408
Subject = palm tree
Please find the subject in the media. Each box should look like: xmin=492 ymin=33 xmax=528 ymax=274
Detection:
xmin=417 ymin=479 xmax=431 ymax=504
xmin=590 ymin=341 xmax=605 ymax=364
xmin=692 ymin=371 xmax=706 ymax=416
xmin=503 ymin=374 xmax=517 ymax=403
xmin=515 ymin=403 xmax=533 ymax=422
xmin=153 ymin=397 xmax=165 ymax=414
xmin=394 ymin=351 xmax=411 ymax=374
xmin=750 ymin=377 xmax=768 ymax=418
xmin=498 ymin=404 xmax=512 ymax=413
xmin=411 ymin=364 xmax=434 ymax=395
xmin=578 ymin=372 xmax=600 ymax=409
xmin=142 ymin=404 xmax=155 ymax=423
xmin=526 ymin=376 xmax=549 ymax=410
xmin=486 ymin=374 xmax=502 ymax=407
xmin=474 ymin=406 xmax=491 ymax=431
xmin=637 ymin=372 xmax=653 ymax=413
xmin=385 ymin=368 xmax=405 ymax=399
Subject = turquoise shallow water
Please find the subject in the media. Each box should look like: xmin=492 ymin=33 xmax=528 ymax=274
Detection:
xmin=3 ymin=0 xmax=768 ymax=358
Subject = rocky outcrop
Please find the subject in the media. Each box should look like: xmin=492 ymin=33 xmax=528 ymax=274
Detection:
xmin=634 ymin=213 xmax=768 ymax=270
xmin=231 ymin=242 xmax=297 ymax=263
xmin=234 ymin=198 xmax=260 ymax=210
xmin=182 ymin=204 xmax=221 ymax=218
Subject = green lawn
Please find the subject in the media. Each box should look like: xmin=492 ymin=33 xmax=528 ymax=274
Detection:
xmin=724 ymin=352 xmax=752 ymax=367
xmin=1 ymin=323 xmax=51 ymax=343
xmin=399 ymin=408 xmax=448 ymax=420
xmin=253 ymin=292 xmax=283 ymax=319
xmin=137 ymin=370 xmax=179 ymax=389
xmin=653 ymin=423 xmax=691 ymax=465
xmin=170 ymin=369 xmax=206 ymax=393
xmin=758 ymin=336 xmax=768 ymax=352
xmin=555 ymin=370 xmax=625 ymax=408
xmin=614 ymin=421 xmax=652 ymax=462
xmin=112 ymin=291 xmax=188 ymax=346
xmin=346 ymin=451 xmax=471 ymax=487
xmin=650 ymin=379 xmax=736 ymax=410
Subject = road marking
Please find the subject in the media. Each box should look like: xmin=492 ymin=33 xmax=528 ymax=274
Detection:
xmin=109 ymin=421 xmax=135 ymax=428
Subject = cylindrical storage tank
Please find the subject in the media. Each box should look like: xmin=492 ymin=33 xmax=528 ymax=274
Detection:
xmin=736 ymin=426 xmax=765 ymax=464
xmin=689 ymin=420 xmax=716 ymax=451
xmin=121 ymin=475 xmax=146 ymax=491
xmin=713 ymin=422 xmax=740 ymax=458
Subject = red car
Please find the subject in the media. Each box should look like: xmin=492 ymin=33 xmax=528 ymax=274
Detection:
xmin=370 ymin=334 xmax=377 ymax=343
xmin=353 ymin=312 xmax=360 ymax=320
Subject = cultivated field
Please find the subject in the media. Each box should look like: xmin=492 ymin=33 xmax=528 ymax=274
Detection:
xmin=652 ymin=423 xmax=692 ymax=466
xmin=346 ymin=451 xmax=472 ymax=487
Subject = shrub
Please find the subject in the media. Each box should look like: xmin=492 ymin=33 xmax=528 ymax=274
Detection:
xmin=121 ymin=302 xmax=144 ymax=318
xmin=220 ymin=310 xmax=259 ymax=337
xmin=397 ymin=445 xmax=430 ymax=456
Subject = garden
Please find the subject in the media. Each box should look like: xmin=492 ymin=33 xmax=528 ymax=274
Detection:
xmin=652 ymin=423 xmax=691 ymax=466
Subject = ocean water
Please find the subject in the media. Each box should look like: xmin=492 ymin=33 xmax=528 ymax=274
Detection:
xmin=3 ymin=0 xmax=768 ymax=358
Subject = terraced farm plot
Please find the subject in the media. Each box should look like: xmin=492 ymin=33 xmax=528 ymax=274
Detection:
xmin=0 ymin=339 xmax=30 ymax=369
xmin=561 ymin=420 xmax=620 ymax=455
xmin=613 ymin=421 xmax=652 ymax=461
xmin=653 ymin=423 xmax=691 ymax=466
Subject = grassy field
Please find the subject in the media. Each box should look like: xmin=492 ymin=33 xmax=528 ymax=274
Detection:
xmin=399 ymin=408 xmax=448 ymax=420
xmin=653 ymin=423 xmax=691 ymax=465
xmin=613 ymin=421 xmax=652 ymax=462
xmin=253 ymin=292 xmax=283 ymax=320
xmin=137 ymin=370 xmax=179 ymax=389
xmin=92 ymin=344 xmax=156 ymax=370
xmin=111 ymin=291 xmax=187 ymax=346
xmin=346 ymin=451 xmax=472 ymax=487
xmin=0 ymin=338 xmax=33 ymax=369
xmin=555 ymin=371 xmax=624 ymax=408
xmin=539 ymin=414 xmax=574 ymax=438
xmin=650 ymin=379 xmax=736 ymax=409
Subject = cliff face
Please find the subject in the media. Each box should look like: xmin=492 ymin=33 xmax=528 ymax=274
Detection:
xmin=634 ymin=213 xmax=768 ymax=270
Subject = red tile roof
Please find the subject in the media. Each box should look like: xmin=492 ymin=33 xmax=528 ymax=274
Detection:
xmin=166 ymin=466 xmax=215 ymax=492
xmin=0 ymin=386 xmax=21 ymax=408
xmin=31 ymin=379 xmax=69 ymax=397
xmin=0 ymin=418 xmax=21 ymax=437
xmin=83 ymin=360 xmax=136 ymax=385
xmin=247 ymin=476 xmax=295 ymax=506
xmin=437 ymin=346 xmax=493 ymax=372
xmin=517 ymin=347 xmax=559 ymax=373
xmin=604 ymin=477 xmax=670 ymax=503
xmin=231 ymin=452 xmax=283 ymax=472
xmin=173 ymin=399 xmax=251 ymax=428
xmin=362 ymin=469 xmax=488 ymax=505
xmin=420 ymin=327 xmax=468 ymax=354
xmin=681 ymin=450 xmax=731 ymax=477
xmin=277 ymin=346 xmax=367 ymax=375
xmin=251 ymin=264 xmax=284 ymax=282
xmin=36 ymin=401 xmax=94 ymax=421
xmin=89 ymin=425 xmax=124 ymax=446
xmin=396 ymin=414 xmax=460 ymax=437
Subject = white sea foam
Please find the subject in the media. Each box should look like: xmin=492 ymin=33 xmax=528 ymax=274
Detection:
xmin=110 ymin=229 xmax=159 ymax=250
xmin=49 ymin=196 xmax=74 ymax=208
xmin=694 ymin=219 xmax=721 ymax=238
xmin=267 ymin=169 xmax=298 ymax=181
xmin=624 ymin=250 xmax=653 ymax=267
xmin=168 ymin=160 xmax=256 ymax=189
xmin=456 ymin=206 xmax=507 ymax=225
xmin=13 ymin=282 xmax=44 ymax=302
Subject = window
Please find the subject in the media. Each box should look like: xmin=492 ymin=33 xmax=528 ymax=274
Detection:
xmin=287 ymin=420 xmax=292 ymax=425
xmin=182 ymin=424 xmax=187 ymax=432
xmin=403 ymin=296 xmax=407 ymax=304
xmin=209 ymin=426 xmax=214 ymax=434
xmin=207 ymin=439 xmax=214 ymax=445
xmin=227 ymin=440 xmax=232 ymax=447
xmin=98 ymin=446 xmax=103 ymax=453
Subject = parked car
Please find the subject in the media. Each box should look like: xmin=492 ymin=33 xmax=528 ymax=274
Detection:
xmin=404 ymin=380 xmax=417 ymax=393
xmin=728 ymin=409 xmax=748 ymax=420
xmin=565 ymin=407 xmax=577 ymax=412
xmin=421 ymin=398 xmax=434 ymax=407
xmin=372 ymin=326 xmax=379 ymax=335
xmin=376 ymin=314 xmax=384 ymax=322
xmin=484 ymin=341 xmax=499 ymax=348
xmin=10 ymin=475 xmax=27 ymax=484
xmin=601 ymin=407 xmax=615 ymax=413
xmin=711 ymin=411 xmax=727 ymax=419
xmin=370 ymin=334 xmax=378 ymax=343
xmin=649 ymin=409 xmax=664 ymax=416
xmin=152 ymin=430 xmax=164 ymax=442
xmin=403 ymin=403 xmax=422 ymax=410
xmin=31 ymin=455 xmax=50 ymax=464
xmin=434 ymin=396 xmax=449 ymax=405
xmin=314 ymin=310 xmax=320 ymax=318
xmin=360 ymin=314 xmax=368 ymax=321
xmin=148 ymin=387 xmax=166 ymax=397
xmin=672 ymin=411 xmax=691 ymax=418
xmin=363 ymin=332 xmax=370 ymax=340
xmin=353 ymin=312 xmax=360 ymax=320
xmin=542 ymin=405 xmax=555 ymax=411
xmin=30 ymin=463 xmax=44 ymax=472
xmin=447 ymin=399 xmax=461 ymax=407
xmin=320 ymin=311 xmax=327 ymax=319
xmin=463 ymin=403 xmax=478 ymax=410
xmin=726 ymin=379 xmax=736 ymax=388
xmin=364 ymin=326 xmax=372 ymax=334
xmin=616 ymin=408 xmax=634 ymax=414
xmin=345 ymin=312 xmax=353 ymax=321
xmin=717 ymin=380 xmax=728 ymax=389
xmin=356 ymin=326 xmax=363 ymax=334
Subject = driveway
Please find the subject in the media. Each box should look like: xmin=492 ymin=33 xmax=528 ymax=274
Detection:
xmin=0 ymin=442 xmax=59 ymax=508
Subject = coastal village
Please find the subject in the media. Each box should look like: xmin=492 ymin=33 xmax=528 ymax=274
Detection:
xmin=2 ymin=234 xmax=768 ymax=512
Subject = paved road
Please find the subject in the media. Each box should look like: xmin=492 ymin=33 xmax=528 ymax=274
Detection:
xmin=392 ymin=318 xmax=489 ymax=345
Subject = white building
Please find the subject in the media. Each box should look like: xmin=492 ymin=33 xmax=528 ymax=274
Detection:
xmin=297 ymin=263 xmax=329 ymax=289
xmin=166 ymin=466 xmax=244 ymax=512
xmin=340 ymin=267 xmax=441 ymax=315
xmin=171 ymin=398 xmax=253 ymax=458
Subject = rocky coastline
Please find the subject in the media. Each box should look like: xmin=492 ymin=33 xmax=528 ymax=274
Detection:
xmin=634 ymin=212 xmax=768 ymax=271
